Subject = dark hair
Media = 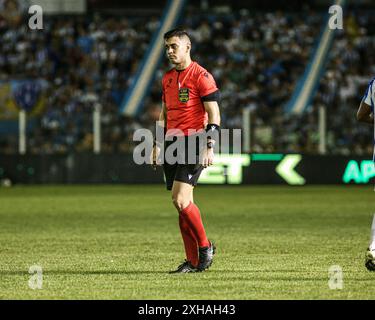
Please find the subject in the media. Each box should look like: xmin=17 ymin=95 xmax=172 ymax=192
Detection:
xmin=163 ymin=27 xmax=190 ymax=40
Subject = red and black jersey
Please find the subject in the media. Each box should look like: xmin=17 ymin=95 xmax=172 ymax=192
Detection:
xmin=162 ymin=61 xmax=219 ymax=136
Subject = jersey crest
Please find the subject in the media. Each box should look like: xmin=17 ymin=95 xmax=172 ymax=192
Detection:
xmin=178 ymin=88 xmax=189 ymax=103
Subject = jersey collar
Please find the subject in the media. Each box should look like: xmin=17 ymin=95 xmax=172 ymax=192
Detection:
xmin=175 ymin=61 xmax=194 ymax=73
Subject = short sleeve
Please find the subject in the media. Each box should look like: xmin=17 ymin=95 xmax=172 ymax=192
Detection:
xmin=362 ymin=79 xmax=374 ymax=112
xmin=197 ymin=71 xmax=218 ymax=98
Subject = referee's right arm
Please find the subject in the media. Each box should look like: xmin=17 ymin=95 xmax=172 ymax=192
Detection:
xmin=159 ymin=102 xmax=167 ymax=125
xmin=157 ymin=102 xmax=167 ymax=140
xmin=151 ymin=102 xmax=167 ymax=169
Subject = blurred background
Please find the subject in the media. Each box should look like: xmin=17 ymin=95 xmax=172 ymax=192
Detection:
xmin=0 ymin=0 xmax=374 ymax=185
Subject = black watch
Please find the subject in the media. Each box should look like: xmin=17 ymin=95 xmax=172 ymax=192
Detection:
xmin=207 ymin=141 xmax=215 ymax=149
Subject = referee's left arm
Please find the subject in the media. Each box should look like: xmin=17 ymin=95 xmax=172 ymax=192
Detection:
xmin=203 ymin=101 xmax=221 ymax=129
xmin=201 ymin=101 xmax=221 ymax=168
xmin=198 ymin=71 xmax=221 ymax=161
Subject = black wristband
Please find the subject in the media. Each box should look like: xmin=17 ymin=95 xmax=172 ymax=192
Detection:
xmin=205 ymin=124 xmax=220 ymax=141
xmin=207 ymin=141 xmax=215 ymax=149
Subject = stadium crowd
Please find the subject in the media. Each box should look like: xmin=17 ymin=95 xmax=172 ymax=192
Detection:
xmin=0 ymin=0 xmax=159 ymax=153
xmin=270 ymin=11 xmax=375 ymax=155
xmin=0 ymin=1 xmax=374 ymax=155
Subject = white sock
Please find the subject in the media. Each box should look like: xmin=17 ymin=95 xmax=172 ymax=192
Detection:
xmin=369 ymin=214 xmax=375 ymax=251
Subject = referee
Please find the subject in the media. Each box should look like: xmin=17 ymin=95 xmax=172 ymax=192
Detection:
xmin=151 ymin=28 xmax=221 ymax=273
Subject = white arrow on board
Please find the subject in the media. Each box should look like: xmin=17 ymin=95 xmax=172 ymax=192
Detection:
xmin=275 ymin=155 xmax=306 ymax=185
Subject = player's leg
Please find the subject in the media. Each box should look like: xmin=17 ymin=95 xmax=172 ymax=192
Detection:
xmin=163 ymin=163 xmax=197 ymax=273
xmin=171 ymin=180 xmax=194 ymax=211
xmin=170 ymin=181 xmax=199 ymax=271
xmin=365 ymin=214 xmax=375 ymax=271
xmin=172 ymin=181 xmax=210 ymax=246
xmin=172 ymin=176 xmax=215 ymax=272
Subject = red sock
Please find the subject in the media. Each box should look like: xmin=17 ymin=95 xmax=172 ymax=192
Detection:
xmin=179 ymin=214 xmax=199 ymax=267
xmin=180 ymin=202 xmax=210 ymax=248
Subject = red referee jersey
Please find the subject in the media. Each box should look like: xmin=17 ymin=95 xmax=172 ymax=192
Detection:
xmin=162 ymin=61 xmax=218 ymax=136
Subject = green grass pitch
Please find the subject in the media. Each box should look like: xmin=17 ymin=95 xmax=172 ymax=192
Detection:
xmin=0 ymin=185 xmax=374 ymax=299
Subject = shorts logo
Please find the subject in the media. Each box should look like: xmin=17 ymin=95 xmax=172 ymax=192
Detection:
xmin=179 ymin=88 xmax=189 ymax=103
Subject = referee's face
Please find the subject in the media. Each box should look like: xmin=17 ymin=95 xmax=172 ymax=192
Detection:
xmin=165 ymin=36 xmax=190 ymax=65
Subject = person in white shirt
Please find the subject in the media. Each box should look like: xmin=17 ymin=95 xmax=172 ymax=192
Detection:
xmin=357 ymin=77 xmax=375 ymax=271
